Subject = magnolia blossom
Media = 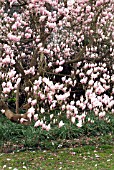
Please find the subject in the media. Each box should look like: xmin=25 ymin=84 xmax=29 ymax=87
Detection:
xmin=99 ymin=111 xmax=106 ymax=118
xmin=34 ymin=120 xmax=40 ymax=127
xmin=28 ymin=98 xmax=32 ymax=103
xmin=80 ymin=77 xmax=88 ymax=84
xmin=1 ymin=109 xmax=5 ymax=113
xmin=41 ymin=107 xmax=45 ymax=114
xmin=34 ymin=114 xmax=38 ymax=121
xmin=7 ymin=33 xmax=21 ymax=42
xmin=88 ymin=80 xmax=94 ymax=86
xmin=77 ymin=119 xmax=82 ymax=128
xmin=8 ymin=70 xmax=16 ymax=79
xmin=28 ymin=107 xmax=35 ymax=115
xmin=71 ymin=116 xmax=75 ymax=124
xmin=31 ymin=99 xmax=37 ymax=106
xmin=67 ymin=0 xmax=75 ymax=9
xmin=45 ymin=124 xmax=51 ymax=131
xmin=0 ymin=0 xmax=113 ymax=130
xmin=50 ymin=114 xmax=54 ymax=119
xmin=25 ymin=87 xmax=29 ymax=92
xmin=95 ymin=86 xmax=105 ymax=95
xmin=59 ymin=120 xmax=64 ymax=128
xmin=55 ymin=66 xmax=63 ymax=73
xmin=111 ymin=75 xmax=114 ymax=82
xmin=20 ymin=118 xmax=28 ymax=124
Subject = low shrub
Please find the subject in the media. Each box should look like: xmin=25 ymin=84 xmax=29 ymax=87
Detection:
xmin=0 ymin=111 xmax=114 ymax=151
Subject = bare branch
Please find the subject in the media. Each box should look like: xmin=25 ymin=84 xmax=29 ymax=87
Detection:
xmin=14 ymin=61 xmax=25 ymax=77
xmin=0 ymin=100 xmax=31 ymax=125
xmin=16 ymin=83 xmax=20 ymax=114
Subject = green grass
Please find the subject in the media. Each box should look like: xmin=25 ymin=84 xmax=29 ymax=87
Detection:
xmin=0 ymin=112 xmax=114 ymax=169
xmin=0 ymin=145 xmax=114 ymax=170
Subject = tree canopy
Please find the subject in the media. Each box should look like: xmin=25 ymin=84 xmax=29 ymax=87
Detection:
xmin=0 ymin=0 xmax=114 ymax=129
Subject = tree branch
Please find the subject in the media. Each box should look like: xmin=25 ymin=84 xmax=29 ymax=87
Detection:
xmin=14 ymin=61 xmax=25 ymax=77
xmin=16 ymin=83 xmax=20 ymax=114
xmin=30 ymin=2 xmax=67 ymax=68
xmin=0 ymin=100 xmax=31 ymax=125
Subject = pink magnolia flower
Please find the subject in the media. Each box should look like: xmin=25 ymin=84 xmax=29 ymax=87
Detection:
xmin=7 ymin=33 xmax=21 ymax=42
xmin=31 ymin=99 xmax=37 ymax=106
xmin=88 ymin=80 xmax=94 ymax=86
xmin=33 ymin=85 xmax=37 ymax=91
xmin=62 ymin=105 xmax=66 ymax=111
xmin=1 ymin=109 xmax=5 ymax=113
xmin=100 ymin=78 xmax=106 ymax=84
xmin=80 ymin=77 xmax=88 ymax=84
xmin=39 ymin=16 xmax=46 ymax=22
xmin=28 ymin=98 xmax=32 ymax=103
xmin=55 ymin=66 xmax=63 ymax=73
xmin=7 ymin=81 xmax=13 ymax=89
xmin=45 ymin=124 xmax=51 ymax=131
xmin=55 ymin=92 xmax=70 ymax=101
xmin=50 ymin=114 xmax=54 ymax=120
xmin=59 ymin=120 xmax=64 ymax=128
xmin=96 ymin=0 xmax=103 ymax=6
xmin=2 ymin=57 xmax=10 ymax=64
xmin=34 ymin=114 xmax=38 ymax=121
xmin=27 ymin=112 xmax=32 ymax=121
xmin=99 ymin=111 xmax=106 ymax=118
xmin=2 ymin=82 xmax=6 ymax=88
xmin=13 ymin=12 xmax=18 ymax=18
xmin=67 ymin=0 xmax=75 ymax=7
xmin=48 ymin=62 xmax=52 ymax=67
xmin=34 ymin=120 xmax=40 ymax=127
xmin=25 ymin=33 xmax=31 ymax=39
xmin=50 ymin=85 xmax=55 ymax=92
xmin=41 ymin=107 xmax=45 ymax=114
xmin=3 ymin=88 xmax=10 ymax=94
xmin=86 ymin=69 xmax=93 ymax=75
xmin=12 ymin=24 xmax=17 ymax=30
xmin=71 ymin=116 xmax=75 ymax=123
xmin=42 ymin=123 xmax=47 ymax=130
xmin=95 ymin=86 xmax=105 ymax=95
xmin=111 ymin=75 xmax=114 ymax=82
xmin=20 ymin=118 xmax=28 ymax=124
xmin=8 ymin=70 xmax=16 ymax=79
xmin=86 ymin=5 xmax=91 ymax=13
xmin=25 ymin=87 xmax=29 ymax=92
xmin=28 ymin=107 xmax=35 ymax=115
xmin=108 ymin=100 xmax=114 ymax=108
xmin=59 ymin=60 xmax=65 ymax=65
xmin=77 ymin=119 xmax=82 ymax=128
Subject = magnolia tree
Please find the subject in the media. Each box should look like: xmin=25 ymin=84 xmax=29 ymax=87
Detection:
xmin=0 ymin=0 xmax=114 ymax=130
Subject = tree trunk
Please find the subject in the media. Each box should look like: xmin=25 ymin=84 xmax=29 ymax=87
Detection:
xmin=0 ymin=100 xmax=31 ymax=125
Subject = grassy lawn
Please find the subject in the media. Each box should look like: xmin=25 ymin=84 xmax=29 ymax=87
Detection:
xmin=0 ymin=145 xmax=114 ymax=170
xmin=0 ymin=113 xmax=114 ymax=170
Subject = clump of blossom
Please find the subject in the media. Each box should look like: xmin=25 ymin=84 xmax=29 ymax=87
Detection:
xmin=0 ymin=0 xmax=113 ymax=130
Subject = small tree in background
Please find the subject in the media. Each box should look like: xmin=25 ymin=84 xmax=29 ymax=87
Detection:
xmin=0 ymin=0 xmax=114 ymax=129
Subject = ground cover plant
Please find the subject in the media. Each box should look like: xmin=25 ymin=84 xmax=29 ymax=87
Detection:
xmin=0 ymin=112 xmax=114 ymax=169
xmin=0 ymin=111 xmax=114 ymax=152
xmin=0 ymin=0 xmax=114 ymax=130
